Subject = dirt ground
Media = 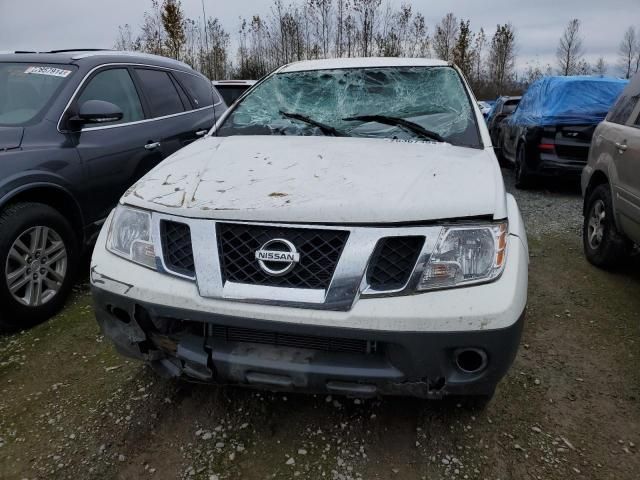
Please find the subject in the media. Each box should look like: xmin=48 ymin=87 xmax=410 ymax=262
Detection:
xmin=1 ymin=169 xmax=639 ymax=480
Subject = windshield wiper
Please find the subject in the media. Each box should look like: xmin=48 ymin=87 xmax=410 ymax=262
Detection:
xmin=342 ymin=115 xmax=446 ymax=143
xmin=279 ymin=111 xmax=346 ymax=137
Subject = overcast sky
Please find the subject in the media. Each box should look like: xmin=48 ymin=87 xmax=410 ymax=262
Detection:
xmin=1 ymin=0 xmax=638 ymax=74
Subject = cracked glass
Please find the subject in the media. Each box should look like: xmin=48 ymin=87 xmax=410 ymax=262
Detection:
xmin=217 ymin=66 xmax=481 ymax=147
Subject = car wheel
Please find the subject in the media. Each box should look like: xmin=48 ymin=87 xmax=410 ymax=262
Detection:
xmin=583 ymin=184 xmax=631 ymax=269
xmin=514 ymin=144 xmax=532 ymax=189
xmin=0 ymin=202 xmax=79 ymax=331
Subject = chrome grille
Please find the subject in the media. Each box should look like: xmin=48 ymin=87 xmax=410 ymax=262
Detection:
xmin=216 ymin=223 xmax=349 ymax=289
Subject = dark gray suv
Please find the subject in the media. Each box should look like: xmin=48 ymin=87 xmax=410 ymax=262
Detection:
xmin=0 ymin=50 xmax=225 ymax=330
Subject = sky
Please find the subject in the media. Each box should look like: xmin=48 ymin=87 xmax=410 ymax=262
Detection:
xmin=0 ymin=0 xmax=638 ymax=75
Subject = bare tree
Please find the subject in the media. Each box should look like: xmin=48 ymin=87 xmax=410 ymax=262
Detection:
xmin=453 ymin=20 xmax=473 ymax=78
xmin=334 ymin=0 xmax=347 ymax=57
xmin=557 ymin=18 xmax=584 ymax=76
xmin=309 ymin=0 xmax=333 ymax=58
xmin=488 ymin=23 xmax=517 ymax=95
xmin=575 ymin=58 xmax=591 ymax=75
xmin=114 ymin=24 xmax=140 ymax=51
xmin=409 ymin=12 xmax=429 ymax=57
xmin=353 ymin=0 xmax=382 ymax=57
xmin=432 ymin=13 xmax=458 ymax=61
xmin=593 ymin=57 xmax=607 ymax=76
xmin=618 ymin=26 xmax=638 ymax=79
xmin=471 ymin=28 xmax=486 ymax=85
xmin=139 ymin=0 xmax=165 ymax=55
xmin=205 ymin=18 xmax=231 ymax=79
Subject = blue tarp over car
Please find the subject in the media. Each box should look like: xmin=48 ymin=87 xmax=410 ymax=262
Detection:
xmin=509 ymin=76 xmax=628 ymax=126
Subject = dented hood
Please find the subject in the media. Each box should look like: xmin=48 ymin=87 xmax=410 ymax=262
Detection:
xmin=123 ymin=136 xmax=507 ymax=223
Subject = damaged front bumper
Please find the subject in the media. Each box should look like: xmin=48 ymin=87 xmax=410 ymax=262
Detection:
xmin=92 ymin=286 xmax=524 ymax=399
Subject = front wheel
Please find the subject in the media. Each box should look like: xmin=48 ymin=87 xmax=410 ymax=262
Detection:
xmin=0 ymin=202 xmax=79 ymax=331
xmin=583 ymin=184 xmax=631 ymax=269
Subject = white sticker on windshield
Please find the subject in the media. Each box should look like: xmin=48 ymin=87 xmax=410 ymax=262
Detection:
xmin=24 ymin=66 xmax=72 ymax=78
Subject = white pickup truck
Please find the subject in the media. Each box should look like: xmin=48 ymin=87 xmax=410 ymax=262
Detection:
xmin=91 ymin=58 xmax=528 ymax=402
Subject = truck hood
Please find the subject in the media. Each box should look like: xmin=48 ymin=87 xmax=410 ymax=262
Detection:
xmin=0 ymin=127 xmax=24 ymax=151
xmin=123 ymin=136 xmax=507 ymax=224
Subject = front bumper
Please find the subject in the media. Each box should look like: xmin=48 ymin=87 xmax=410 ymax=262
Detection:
xmin=93 ymin=285 xmax=524 ymax=398
xmin=91 ymin=237 xmax=527 ymax=399
xmin=91 ymin=194 xmax=528 ymax=398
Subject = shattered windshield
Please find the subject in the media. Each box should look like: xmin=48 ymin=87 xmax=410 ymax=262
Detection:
xmin=217 ymin=66 xmax=481 ymax=147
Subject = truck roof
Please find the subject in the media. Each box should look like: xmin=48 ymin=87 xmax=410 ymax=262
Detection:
xmin=279 ymin=57 xmax=449 ymax=73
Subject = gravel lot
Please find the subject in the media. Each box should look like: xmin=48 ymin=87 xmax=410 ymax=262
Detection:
xmin=1 ymin=168 xmax=639 ymax=480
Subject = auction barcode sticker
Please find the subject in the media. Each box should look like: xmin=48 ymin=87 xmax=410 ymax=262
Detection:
xmin=24 ymin=66 xmax=72 ymax=78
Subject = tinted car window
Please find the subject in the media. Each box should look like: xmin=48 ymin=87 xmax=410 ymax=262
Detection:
xmin=608 ymin=95 xmax=638 ymax=125
xmin=215 ymin=85 xmax=250 ymax=105
xmin=78 ymin=68 xmax=143 ymax=125
xmin=175 ymin=72 xmax=214 ymax=108
xmin=502 ymin=100 xmax=519 ymax=114
xmin=135 ymin=68 xmax=185 ymax=117
xmin=212 ymin=87 xmax=222 ymax=105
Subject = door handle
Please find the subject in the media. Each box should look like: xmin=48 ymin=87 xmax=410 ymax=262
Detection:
xmin=615 ymin=142 xmax=628 ymax=153
xmin=195 ymin=129 xmax=208 ymax=137
xmin=144 ymin=141 xmax=161 ymax=150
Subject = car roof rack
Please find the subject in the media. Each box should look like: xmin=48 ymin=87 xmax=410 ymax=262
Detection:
xmin=48 ymin=48 xmax=107 ymax=53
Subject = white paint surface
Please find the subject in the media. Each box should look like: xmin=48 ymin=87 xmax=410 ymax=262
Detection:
xmin=124 ymin=135 xmax=507 ymax=224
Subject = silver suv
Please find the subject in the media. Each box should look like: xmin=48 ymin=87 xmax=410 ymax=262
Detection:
xmin=582 ymin=73 xmax=640 ymax=268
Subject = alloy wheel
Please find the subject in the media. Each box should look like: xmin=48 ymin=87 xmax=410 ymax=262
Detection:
xmin=4 ymin=226 xmax=68 ymax=307
xmin=587 ymin=199 xmax=606 ymax=250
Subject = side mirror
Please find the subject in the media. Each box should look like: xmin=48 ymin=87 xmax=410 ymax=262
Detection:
xmin=70 ymin=100 xmax=123 ymax=125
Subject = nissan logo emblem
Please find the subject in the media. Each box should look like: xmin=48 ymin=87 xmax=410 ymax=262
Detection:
xmin=255 ymin=238 xmax=301 ymax=276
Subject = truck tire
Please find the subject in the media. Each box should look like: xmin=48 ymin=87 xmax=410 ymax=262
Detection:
xmin=0 ymin=202 xmax=79 ymax=331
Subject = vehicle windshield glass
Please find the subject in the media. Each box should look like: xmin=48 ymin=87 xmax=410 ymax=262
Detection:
xmin=217 ymin=66 xmax=481 ymax=147
xmin=0 ymin=63 xmax=76 ymax=126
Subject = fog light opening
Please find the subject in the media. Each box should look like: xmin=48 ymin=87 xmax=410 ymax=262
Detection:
xmin=455 ymin=348 xmax=488 ymax=374
xmin=110 ymin=306 xmax=131 ymax=324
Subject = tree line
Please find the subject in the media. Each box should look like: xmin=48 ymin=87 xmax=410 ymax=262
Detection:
xmin=114 ymin=0 xmax=640 ymax=99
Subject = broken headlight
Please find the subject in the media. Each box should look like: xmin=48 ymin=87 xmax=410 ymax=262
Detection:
xmin=106 ymin=206 xmax=156 ymax=269
xmin=418 ymin=222 xmax=507 ymax=291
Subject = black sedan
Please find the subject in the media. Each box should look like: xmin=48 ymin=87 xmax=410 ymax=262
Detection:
xmin=500 ymin=76 xmax=627 ymax=188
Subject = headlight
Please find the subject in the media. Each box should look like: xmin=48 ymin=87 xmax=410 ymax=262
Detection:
xmin=418 ymin=222 xmax=507 ymax=290
xmin=106 ymin=206 xmax=156 ymax=269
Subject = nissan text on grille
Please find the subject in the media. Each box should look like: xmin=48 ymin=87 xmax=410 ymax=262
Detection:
xmin=91 ymin=58 xmax=528 ymax=403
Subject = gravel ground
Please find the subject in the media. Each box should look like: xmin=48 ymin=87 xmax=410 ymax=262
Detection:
xmin=502 ymin=168 xmax=583 ymax=239
xmin=1 ymin=168 xmax=639 ymax=480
